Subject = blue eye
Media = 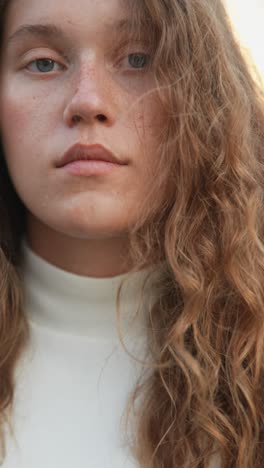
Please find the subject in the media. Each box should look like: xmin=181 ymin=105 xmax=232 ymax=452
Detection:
xmin=25 ymin=54 xmax=150 ymax=74
xmin=127 ymin=53 xmax=150 ymax=69
xmin=26 ymin=58 xmax=62 ymax=73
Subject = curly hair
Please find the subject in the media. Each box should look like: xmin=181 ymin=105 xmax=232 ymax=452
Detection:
xmin=0 ymin=0 xmax=264 ymax=467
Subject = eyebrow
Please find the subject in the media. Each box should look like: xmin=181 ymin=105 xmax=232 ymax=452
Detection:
xmin=6 ymin=19 xmax=134 ymax=47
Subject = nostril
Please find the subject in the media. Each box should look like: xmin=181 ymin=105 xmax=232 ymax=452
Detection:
xmin=70 ymin=114 xmax=107 ymax=124
xmin=97 ymin=114 xmax=107 ymax=122
xmin=72 ymin=115 xmax=82 ymax=123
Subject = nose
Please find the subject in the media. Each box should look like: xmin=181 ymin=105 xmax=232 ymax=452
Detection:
xmin=63 ymin=65 xmax=115 ymax=127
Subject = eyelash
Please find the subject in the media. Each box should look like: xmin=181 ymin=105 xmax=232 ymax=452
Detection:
xmin=25 ymin=53 xmax=151 ymax=74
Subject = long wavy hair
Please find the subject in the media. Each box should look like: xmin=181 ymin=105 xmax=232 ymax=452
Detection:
xmin=0 ymin=0 xmax=264 ymax=466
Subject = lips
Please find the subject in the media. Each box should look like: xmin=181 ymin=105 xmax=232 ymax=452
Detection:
xmin=56 ymin=143 xmax=127 ymax=168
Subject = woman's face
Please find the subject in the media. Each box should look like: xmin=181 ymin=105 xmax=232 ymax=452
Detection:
xmin=0 ymin=0 xmax=164 ymax=241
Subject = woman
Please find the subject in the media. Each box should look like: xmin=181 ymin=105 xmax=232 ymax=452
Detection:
xmin=0 ymin=0 xmax=263 ymax=466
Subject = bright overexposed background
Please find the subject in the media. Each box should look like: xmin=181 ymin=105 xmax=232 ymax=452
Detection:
xmin=224 ymin=0 xmax=264 ymax=79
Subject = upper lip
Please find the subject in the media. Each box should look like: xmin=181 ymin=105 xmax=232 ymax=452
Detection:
xmin=56 ymin=143 xmax=127 ymax=168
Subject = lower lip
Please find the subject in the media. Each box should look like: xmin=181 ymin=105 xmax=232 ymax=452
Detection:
xmin=60 ymin=160 xmax=123 ymax=176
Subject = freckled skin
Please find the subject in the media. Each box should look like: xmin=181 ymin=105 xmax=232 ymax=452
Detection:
xmin=0 ymin=0 xmax=165 ymax=277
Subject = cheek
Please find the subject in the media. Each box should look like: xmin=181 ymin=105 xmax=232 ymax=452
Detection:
xmin=0 ymin=94 xmax=42 ymax=193
xmin=0 ymin=76 xmax=56 ymax=145
xmin=0 ymin=88 xmax=55 ymax=171
xmin=145 ymin=93 xmax=166 ymax=131
xmin=0 ymin=93 xmax=36 ymax=150
xmin=129 ymin=92 xmax=165 ymax=137
xmin=120 ymin=99 xmax=164 ymax=186
xmin=126 ymin=95 xmax=165 ymax=166
xmin=3 ymin=103 xmax=28 ymax=131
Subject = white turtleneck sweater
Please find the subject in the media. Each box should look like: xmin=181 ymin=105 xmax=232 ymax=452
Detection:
xmin=2 ymin=240 xmax=155 ymax=468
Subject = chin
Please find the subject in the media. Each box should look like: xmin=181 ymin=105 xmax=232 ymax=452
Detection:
xmin=48 ymin=219 xmax=130 ymax=240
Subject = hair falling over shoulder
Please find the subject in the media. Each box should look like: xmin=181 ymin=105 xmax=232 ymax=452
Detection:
xmin=0 ymin=0 xmax=264 ymax=467
xmin=115 ymin=0 xmax=264 ymax=467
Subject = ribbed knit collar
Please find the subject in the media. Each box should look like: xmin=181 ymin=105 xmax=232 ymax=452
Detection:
xmin=20 ymin=239 xmax=156 ymax=339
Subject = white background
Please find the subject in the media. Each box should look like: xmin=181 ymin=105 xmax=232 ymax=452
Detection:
xmin=224 ymin=0 xmax=264 ymax=77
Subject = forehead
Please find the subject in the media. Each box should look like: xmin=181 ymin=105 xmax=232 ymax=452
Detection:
xmin=3 ymin=0 xmax=130 ymax=36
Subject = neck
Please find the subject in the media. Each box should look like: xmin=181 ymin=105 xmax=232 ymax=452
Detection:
xmin=26 ymin=216 xmax=133 ymax=278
